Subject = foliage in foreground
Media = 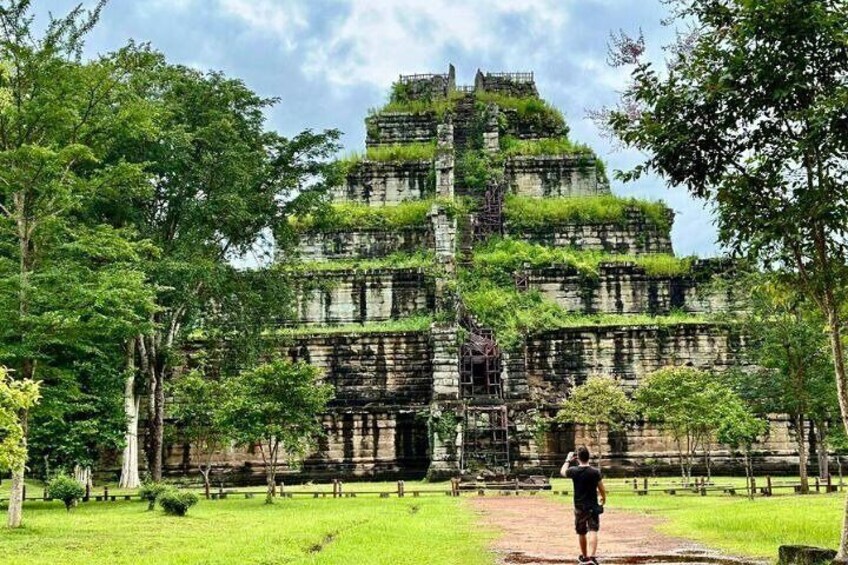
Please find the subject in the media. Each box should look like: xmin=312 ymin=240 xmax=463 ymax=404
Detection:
xmin=603 ymin=0 xmax=848 ymax=553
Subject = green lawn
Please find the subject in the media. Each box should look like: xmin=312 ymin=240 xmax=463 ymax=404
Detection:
xmin=1 ymin=476 xmax=844 ymax=563
xmin=0 ymin=496 xmax=493 ymax=565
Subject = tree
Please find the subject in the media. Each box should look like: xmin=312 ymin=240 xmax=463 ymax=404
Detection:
xmin=0 ymin=367 xmax=40 ymax=527
xmin=107 ymin=56 xmax=342 ymax=485
xmin=720 ymin=275 xmax=836 ymax=493
xmin=223 ymin=359 xmax=333 ymax=504
xmin=634 ymin=367 xmax=732 ymax=485
xmin=556 ymin=375 xmax=634 ymax=470
xmin=170 ymin=369 xmax=230 ymax=499
xmin=0 ymin=0 xmax=156 ymax=518
xmin=600 ymin=0 xmax=848 ymax=552
xmin=715 ymin=396 xmax=769 ymax=499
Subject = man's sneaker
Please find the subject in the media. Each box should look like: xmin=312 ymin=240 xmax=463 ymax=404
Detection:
xmin=589 ymin=557 xmax=599 ymax=565
xmin=578 ymin=556 xmax=588 ymax=564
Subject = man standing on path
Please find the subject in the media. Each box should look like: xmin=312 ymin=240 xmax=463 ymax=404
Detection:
xmin=561 ymin=445 xmax=607 ymax=565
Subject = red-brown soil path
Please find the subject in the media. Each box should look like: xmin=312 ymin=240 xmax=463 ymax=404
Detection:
xmin=467 ymin=495 xmax=757 ymax=565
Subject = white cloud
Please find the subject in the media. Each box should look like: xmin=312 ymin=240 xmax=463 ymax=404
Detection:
xmin=213 ymin=0 xmax=570 ymax=88
xmin=217 ymin=0 xmax=309 ymax=51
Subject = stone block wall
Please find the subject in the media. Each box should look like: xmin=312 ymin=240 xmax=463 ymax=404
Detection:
xmin=525 ymin=262 xmax=728 ymax=315
xmin=507 ymin=209 xmax=675 ymax=255
xmin=284 ymin=330 xmax=433 ymax=406
xmin=500 ymin=108 xmax=569 ymax=140
xmin=294 ymin=269 xmax=435 ymax=325
xmin=335 ymin=160 xmax=433 ymax=205
xmin=366 ymin=113 xmax=437 ymax=147
xmin=297 ymin=229 xmax=433 ymax=261
xmin=303 ymin=409 xmax=430 ymax=477
xmin=527 ymin=416 xmax=799 ymax=475
xmin=523 ymin=323 xmax=745 ymax=399
xmin=475 ymin=70 xmax=538 ymax=98
xmin=505 ymin=156 xmax=607 ymax=197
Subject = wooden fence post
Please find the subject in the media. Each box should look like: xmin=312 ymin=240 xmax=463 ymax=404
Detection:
xmin=104 ymin=486 xmax=109 ymax=501
xmin=766 ymin=476 xmax=772 ymax=496
xmin=815 ymin=477 xmax=820 ymax=493
xmin=750 ymin=477 xmax=756 ymax=498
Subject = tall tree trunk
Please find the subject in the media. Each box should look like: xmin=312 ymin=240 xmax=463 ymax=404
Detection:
xmin=821 ymin=296 xmax=848 ymax=559
xmin=795 ymin=413 xmax=810 ymax=494
xmin=152 ymin=366 xmax=165 ymax=481
xmin=73 ymin=465 xmax=92 ymax=490
xmin=139 ymin=334 xmax=164 ymax=482
xmin=7 ymin=463 xmax=24 ymax=528
xmin=814 ymin=421 xmax=830 ymax=481
xmin=119 ymin=339 xmax=141 ymax=489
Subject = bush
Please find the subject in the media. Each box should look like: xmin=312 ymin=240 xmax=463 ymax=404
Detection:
xmin=158 ymin=489 xmax=199 ymax=517
xmin=139 ymin=481 xmax=169 ymax=511
xmin=47 ymin=475 xmax=85 ymax=511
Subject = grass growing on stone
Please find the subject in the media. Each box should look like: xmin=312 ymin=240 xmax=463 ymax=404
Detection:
xmin=291 ymin=198 xmax=466 ymax=233
xmin=339 ymin=143 xmax=438 ymax=170
xmin=0 ymin=496 xmax=493 ymax=565
xmin=472 ymin=238 xmax=694 ymax=279
xmin=459 ymin=275 xmax=707 ymax=349
xmin=475 ymin=91 xmax=567 ymax=132
xmin=286 ymin=252 xmax=437 ymax=273
xmin=504 ymin=194 xmax=672 ymax=232
xmin=500 ymin=135 xmax=592 ymax=157
xmin=273 ymin=315 xmax=434 ymax=337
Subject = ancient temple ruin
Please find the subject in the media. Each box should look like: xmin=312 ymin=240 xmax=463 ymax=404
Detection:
xmin=173 ymin=66 xmax=798 ymax=481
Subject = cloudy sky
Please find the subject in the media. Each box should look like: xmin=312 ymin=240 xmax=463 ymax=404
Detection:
xmin=46 ymin=0 xmax=720 ymax=256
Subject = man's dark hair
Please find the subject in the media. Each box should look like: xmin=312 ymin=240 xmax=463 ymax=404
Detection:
xmin=577 ymin=445 xmax=591 ymax=463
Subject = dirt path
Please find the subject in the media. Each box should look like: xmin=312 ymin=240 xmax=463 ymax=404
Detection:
xmin=467 ymin=495 xmax=755 ymax=565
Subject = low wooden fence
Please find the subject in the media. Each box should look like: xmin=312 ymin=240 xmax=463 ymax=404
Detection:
xmin=1 ymin=476 xmax=841 ymax=505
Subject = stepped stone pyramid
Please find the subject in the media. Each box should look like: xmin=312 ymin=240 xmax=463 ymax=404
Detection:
xmin=176 ymin=66 xmax=799 ymax=481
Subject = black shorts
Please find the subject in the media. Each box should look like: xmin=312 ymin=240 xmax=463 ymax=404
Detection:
xmin=574 ymin=507 xmax=600 ymax=535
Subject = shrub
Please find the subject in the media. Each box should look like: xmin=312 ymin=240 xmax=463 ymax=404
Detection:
xmin=139 ymin=481 xmax=169 ymax=511
xmin=158 ymin=489 xmax=199 ymax=517
xmin=47 ymin=475 xmax=85 ymax=511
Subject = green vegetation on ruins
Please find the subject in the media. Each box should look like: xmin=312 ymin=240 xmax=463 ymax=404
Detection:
xmin=474 ymin=91 xmax=567 ymax=134
xmin=459 ymin=276 xmax=708 ymax=350
xmin=273 ymin=315 xmax=434 ymax=337
xmin=504 ymin=194 xmax=672 ymax=232
xmin=290 ymin=198 xmax=468 ymax=233
xmin=285 ymin=252 xmax=437 ymax=274
xmin=499 ymin=135 xmax=592 ymax=157
xmin=339 ymin=142 xmax=438 ymax=172
xmin=473 ymin=238 xmax=694 ymax=279
xmin=457 ymin=238 xmax=707 ymax=349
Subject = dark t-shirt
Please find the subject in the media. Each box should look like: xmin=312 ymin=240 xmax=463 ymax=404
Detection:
xmin=566 ymin=462 xmax=602 ymax=510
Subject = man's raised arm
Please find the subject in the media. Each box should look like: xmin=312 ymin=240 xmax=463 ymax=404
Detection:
xmin=560 ymin=451 xmax=575 ymax=477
